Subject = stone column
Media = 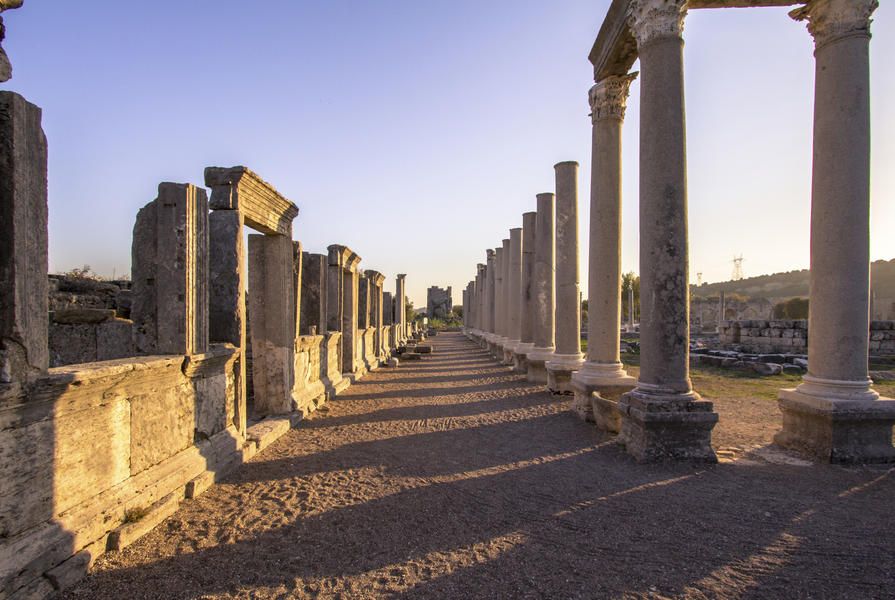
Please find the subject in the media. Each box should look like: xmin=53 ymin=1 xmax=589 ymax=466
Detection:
xmin=618 ymin=0 xmax=717 ymax=462
xmin=344 ymin=256 xmax=362 ymax=379
xmin=495 ymin=240 xmax=511 ymax=359
xmin=485 ymin=250 xmax=496 ymax=346
xmin=396 ymin=274 xmax=407 ymax=344
xmin=133 ymin=183 xmax=209 ymax=357
xmin=513 ymin=212 xmax=538 ymax=373
xmin=547 ymin=162 xmax=585 ymax=392
xmin=571 ymin=74 xmax=638 ymax=426
xmin=505 ymin=228 xmax=523 ymax=364
xmin=248 ymin=232 xmax=296 ymax=416
xmin=527 ymin=193 xmax=556 ymax=384
xmin=777 ymin=0 xmax=894 ymax=463
xmin=0 ymin=92 xmax=48 ymax=385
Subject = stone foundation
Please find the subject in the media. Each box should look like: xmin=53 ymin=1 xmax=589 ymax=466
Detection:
xmin=719 ymin=319 xmax=895 ymax=355
xmin=775 ymin=390 xmax=895 ymax=463
xmin=618 ymin=391 xmax=718 ymax=462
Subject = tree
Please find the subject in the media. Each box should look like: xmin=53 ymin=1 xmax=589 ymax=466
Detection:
xmin=405 ymin=300 xmax=415 ymax=324
xmin=773 ymin=297 xmax=809 ymax=319
xmin=452 ymin=306 xmax=463 ymax=319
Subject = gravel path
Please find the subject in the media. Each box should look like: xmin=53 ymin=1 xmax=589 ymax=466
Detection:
xmin=66 ymin=332 xmax=895 ymax=599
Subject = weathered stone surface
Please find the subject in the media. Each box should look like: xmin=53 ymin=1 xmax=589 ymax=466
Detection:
xmin=205 ymin=166 xmax=298 ymax=236
xmin=132 ymin=183 xmax=209 ymax=357
xmin=0 ymin=92 xmax=48 ymax=384
xmin=426 ymin=285 xmax=453 ymax=319
xmin=107 ymin=492 xmax=181 ymax=552
xmin=130 ymin=382 xmax=193 ymax=474
xmin=248 ymin=233 xmax=296 ymax=417
xmin=50 ymin=308 xmax=115 ymax=324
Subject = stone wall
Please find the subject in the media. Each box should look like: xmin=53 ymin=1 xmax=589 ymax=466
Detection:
xmin=719 ymin=319 xmax=895 ymax=355
xmin=0 ymin=345 xmax=244 ymax=598
xmin=293 ymin=334 xmax=326 ymax=414
xmin=691 ymin=297 xmax=773 ymax=333
xmin=426 ymin=285 xmax=453 ymax=319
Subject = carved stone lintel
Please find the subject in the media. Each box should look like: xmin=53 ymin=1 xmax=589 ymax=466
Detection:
xmin=790 ymin=0 xmax=878 ymax=48
xmin=589 ymin=73 xmax=638 ymax=123
xmin=627 ymin=0 xmax=688 ymax=48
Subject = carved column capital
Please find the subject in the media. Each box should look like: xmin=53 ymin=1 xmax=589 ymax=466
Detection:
xmin=790 ymin=0 xmax=878 ymax=48
xmin=589 ymin=73 xmax=638 ymax=123
xmin=627 ymin=0 xmax=688 ymax=48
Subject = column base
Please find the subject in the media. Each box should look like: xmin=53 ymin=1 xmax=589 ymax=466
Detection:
xmin=618 ymin=387 xmax=718 ymax=462
xmin=775 ymin=384 xmax=895 ymax=464
xmin=512 ymin=342 xmax=533 ymax=374
xmin=569 ymin=362 xmax=636 ymax=424
xmin=545 ymin=354 xmax=584 ymax=394
xmin=526 ymin=347 xmax=554 ymax=384
xmin=502 ymin=339 xmax=520 ymax=366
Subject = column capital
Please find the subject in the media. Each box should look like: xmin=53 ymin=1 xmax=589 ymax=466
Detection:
xmin=627 ymin=0 xmax=687 ymax=48
xmin=790 ymin=0 xmax=878 ymax=48
xmin=589 ymin=73 xmax=638 ymax=123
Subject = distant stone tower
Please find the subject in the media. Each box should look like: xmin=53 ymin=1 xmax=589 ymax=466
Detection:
xmin=426 ymin=285 xmax=453 ymax=319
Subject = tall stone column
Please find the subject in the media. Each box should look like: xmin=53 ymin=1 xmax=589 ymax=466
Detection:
xmin=505 ymin=228 xmax=523 ymax=364
xmin=618 ymin=0 xmax=717 ymax=462
xmin=396 ymin=274 xmax=407 ymax=344
xmin=777 ymin=0 xmax=894 ymax=463
xmin=547 ymin=162 xmax=585 ymax=392
xmin=513 ymin=212 xmax=538 ymax=373
xmin=571 ymin=74 xmax=638 ymax=426
xmin=0 ymin=92 xmax=48 ymax=386
xmin=485 ymin=249 xmax=497 ymax=346
xmin=527 ymin=193 xmax=556 ymax=384
xmin=490 ymin=245 xmax=504 ymax=356
xmin=497 ymin=239 xmax=512 ymax=360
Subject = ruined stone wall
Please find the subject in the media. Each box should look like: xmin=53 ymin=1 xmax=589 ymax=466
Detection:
xmin=690 ymin=297 xmax=773 ymax=333
xmin=719 ymin=320 xmax=895 ymax=355
xmin=426 ymin=285 xmax=453 ymax=319
xmin=0 ymin=345 xmax=243 ymax=597
xmin=293 ymin=334 xmax=326 ymax=414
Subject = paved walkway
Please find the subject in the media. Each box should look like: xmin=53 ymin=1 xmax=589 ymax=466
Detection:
xmin=66 ymin=333 xmax=895 ymax=599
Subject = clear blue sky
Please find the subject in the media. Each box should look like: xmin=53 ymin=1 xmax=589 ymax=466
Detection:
xmin=2 ymin=1 xmax=893 ymax=307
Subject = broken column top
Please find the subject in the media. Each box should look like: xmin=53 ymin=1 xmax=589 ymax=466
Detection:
xmin=0 ymin=0 xmax=24 ymax=82
xmin=204 ymin=166 xmax=298 ymax=236
xmin=365 ymin=270 xmax=385 ymax=286
xmin=327 ymin=244 xmax=361 ymax=271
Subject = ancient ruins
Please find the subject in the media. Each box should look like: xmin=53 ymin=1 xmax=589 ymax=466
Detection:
xmin=464 ymin=0 xmax=893 ymax=464
xmin=1 ymin=0 xmax=893 ymax=598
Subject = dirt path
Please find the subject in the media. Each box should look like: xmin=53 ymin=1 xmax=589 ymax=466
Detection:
xmin=66 ymin=333 xmax=895 ymax=599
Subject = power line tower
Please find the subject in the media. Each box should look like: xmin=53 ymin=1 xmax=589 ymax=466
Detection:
xmin=731 ymin=255 xmax=744 ymax=281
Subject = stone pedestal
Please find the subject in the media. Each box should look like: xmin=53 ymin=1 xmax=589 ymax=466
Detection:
xmin=527 ymin=193 xmax=556 ymax=384
xmin=571 ymin=74 xmax=639 ymax=422
xmin=775 ymin=0 xmax=894 ymax=463
xmin=0 ymin=92 xmax=48 ymax=385
xmin=618 ymin=1 xmax=716 ymax=461
xmin=546 ymin=162 xmax=584 ymax=392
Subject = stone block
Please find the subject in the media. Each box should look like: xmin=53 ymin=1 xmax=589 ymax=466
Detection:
xmin=107 ymin=492 xmax=181 ymax=552
xmin=776 ymin=391 xmax=895 ymax=463
xmin=132 ymin=183 xmax=209 ymax=356
xmin=130 ymin=383 xmax=194 ymax=474
xmin=0 ymin=92 xmax=48 ymax=384
xmin=618 ymin=391 xmax=718 ymax=462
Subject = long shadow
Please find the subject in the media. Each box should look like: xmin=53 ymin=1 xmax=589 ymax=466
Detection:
xmin=61 ymin=445 xmax=892 ymax=599
xmin=336 ymin=381 xmax=545 ymax=402
xmin=303 ymin=389 xmax=555 ymax=429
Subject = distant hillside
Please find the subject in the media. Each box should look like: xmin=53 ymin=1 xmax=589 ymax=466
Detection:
xmin=692 ymin=259 xmax=895 ymax=301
